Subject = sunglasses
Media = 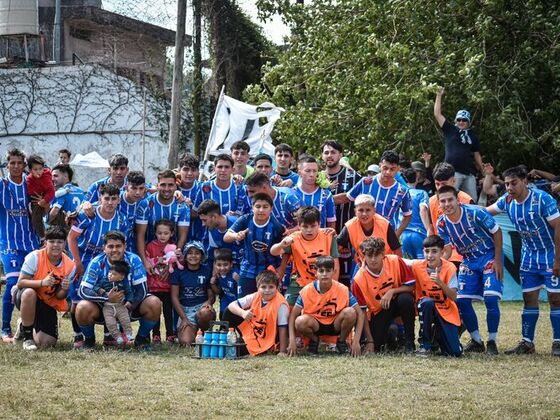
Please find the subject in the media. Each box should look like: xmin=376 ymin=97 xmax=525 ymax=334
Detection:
xmin=456 ymin=118 xmax=469 ymax=123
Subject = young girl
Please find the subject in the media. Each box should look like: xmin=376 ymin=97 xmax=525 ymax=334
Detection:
xmin=145 ymin=219 xmax=176 ymax=344
xmin=171 ymin=241 xmax=216 ymax=345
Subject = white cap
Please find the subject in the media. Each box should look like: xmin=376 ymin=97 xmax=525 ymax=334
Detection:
xmin=366 ymin=164 xmax=380 ymax=174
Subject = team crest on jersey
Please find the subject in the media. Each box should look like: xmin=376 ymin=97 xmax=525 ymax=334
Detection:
xmin=506 ymin=195 xmax=514 ymax=204
xmin=202 ymin=184 xmax=211 ymax=194
xmin=482 ymin=260 xmax=495 ymax=274
xmin=148 ymin=200 xmax=154 ymax=209
xmin=198 ymin=275 xmax=206 ymax=284
xmin=364 ymin=177 xmax=373 ymax=185
xmin=252 ymin=240 xmax=269 ymax=253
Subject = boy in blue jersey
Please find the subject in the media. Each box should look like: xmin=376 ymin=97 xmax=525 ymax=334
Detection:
xmin=136 ymin=169 xmax=190 ymax=276
xmin=294 ymin=155 xmax=336 ymax=229
xmin=171 ymin=241 xmax=216 ymax=345
xmin=177 ymin=153 xmax=202 ymax=241
xmin=272 ymin=143 xmax=300 ymax=187
xmin=335 ymin=150 xmax=412 ymax=237
xmin=0 ymin=149 xmax=39 ymax=342
xmin=245 ymin=171 xmax=302 ymax=230
xmin=401 ymin=168 xmax=434 ymax=259
xmin=487 ymin=166 xmax=560 ymax=356
xmin=48 ymin=164 xmax=85 ymax=226
xmin=437 ymin=186 xmax=503 ymax=354
xmin=118 ymin=171 xmax=147 ymax=254
xmin=197 ymin=199 xmax=241 ymax=267
xmin=75 ymin=231 xmax=161 ymax=351
xmin=224 ymin=193 xmax=285 ymax=297
xmin=209 ymin=248 xmax=239 ymax=319
xmin=193 ymin=154 xmax=246 ymax=217
xmin=86 ymin=154 xmax=129 ymax=203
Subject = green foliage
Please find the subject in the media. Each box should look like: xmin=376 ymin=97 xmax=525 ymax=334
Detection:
xmin=248 ymin=0 xmax=560 ymax=172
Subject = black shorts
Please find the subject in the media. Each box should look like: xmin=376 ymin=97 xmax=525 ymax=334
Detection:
xmin=315 ymin=321 xmax=339 ymax=336
xmin=14 ymin=288 xmax=59 ymax=339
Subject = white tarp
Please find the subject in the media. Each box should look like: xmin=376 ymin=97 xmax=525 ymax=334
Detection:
xmin=204 ymin=89 xmax=284 ymax=159
xmin=70 ymin=151 xmax=109 ymax=168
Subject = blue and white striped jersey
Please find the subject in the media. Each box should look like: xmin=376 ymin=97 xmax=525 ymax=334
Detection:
xmin=293 ymin=186 xmax=336 ymax=228
xmin=0 ymin=176 xmax=38 ymax=251
xmin=180 ymin=182 xmax=203 ymax=241
xmin=193 ymin=180 xmax=246 ymax=215
xmin=437 ymin=205 xmax=499 ymax=261
xmin=492 ymin=189 xmax=560 ymax=271
xmin=135 ymin=193 xmax=190 ymax=242
xmin=347 ymin=174 xmax=412 ymax=229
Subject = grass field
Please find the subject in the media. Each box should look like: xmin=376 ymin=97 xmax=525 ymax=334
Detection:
xmin=0 ymin=301 xmax=558 ymax=419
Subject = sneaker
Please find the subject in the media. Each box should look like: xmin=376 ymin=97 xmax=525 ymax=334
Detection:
xmin=134 ymin=335 xmax=153 ymax=352
xmin=152 ymin=334 xmax=162 ymax=345
xmin=307 ymin=339 xmax=319 ymax=355
xmin=73 ymin=334 xmax=84 ymax=350
xmin=166 ymin=335 xmax=176 ymax=344
xmin=325 ymin=343 xmax=338 ymax=353
xmin=504 ymin=340 xmax=535 ymax=355
xmin=13 ymin=319 xmax=23 ymax=341
xmin=552 ymin=341 xmax=560 ymax=357
xmin=81 ymin=338 xmax=95 ymax=352
xmin=22 ymin=339 xmax=37 ymax=351
xmin=336 ymin=340 xmax=349 ymax=355
xmin=116 ymin=336 xmax=125 ymax=346
xmin=486 ymin=340 xmax=499 ymax=355
xmin=415 ymin=347 xmax=431 ymax=358
xmin=103 ymin=335 xmax=118 ymax=347
xmin=464 ymin=339 xmax=485 ymax=353
xmin=404 ymin=342 xmax=416 ymax=354
xmin=1 ymin=332 xmax=14 ymax=344
xmin=386 ymin=324 xmax=399 ymax=351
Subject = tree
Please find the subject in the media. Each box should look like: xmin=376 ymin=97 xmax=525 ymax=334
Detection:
xmin=247 ymin=0 xmax=560 ymax=172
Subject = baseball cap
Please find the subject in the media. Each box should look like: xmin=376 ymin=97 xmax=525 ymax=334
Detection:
xmin=411 ymin=161 xmax=427 ymax=174
xmin=455 ymin=110 xmax=471 ymax=122
xmin=183 ymin=241 xmax=207 ymax=261
xmin=366 ymin=164 xmax=380 ymax=175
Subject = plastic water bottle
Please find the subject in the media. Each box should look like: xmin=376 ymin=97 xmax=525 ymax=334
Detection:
xmin=210 ymin=330 xmax=219 ymax=359
xmin=202 ymin=330 xmax=212 ymax=359
xmin=218 ymin=331 xmax=227 ymax=359
xmin=226 ymin=328 xmax=237 ymax=359
xmin=195 ymin=329 xmax=204 ymax=358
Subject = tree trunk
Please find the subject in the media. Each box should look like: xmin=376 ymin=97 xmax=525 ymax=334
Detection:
xmin=192 ymin=0 xmax=203 ymax=158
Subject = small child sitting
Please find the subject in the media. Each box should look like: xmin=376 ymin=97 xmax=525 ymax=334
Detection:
xmin=26 ymin=154 xmax=56 ymax=240
xmin=209 ymin=248 xmax=239 ymax=319
xmin=223 ymin=269 xmax=289 ymax=356
xmin=93 ymin=260 xmax=134 ymax=346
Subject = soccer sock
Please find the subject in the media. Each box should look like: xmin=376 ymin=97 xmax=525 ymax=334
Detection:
xmin=70 ymin=312 xmax=82 ymax=335
xmin=457 ymin=298 xmax=481 ymax=343
xmin=550 ymin=308 xmax=560 ymax=341
xmin=137 ymin=319 xmax=158 ymax=339
xmin=484 ymin=295 xmax=500 ymax=341
xmin=22 ymin=324 xmax=33 ymax=341
xmin=79 ymin=324 xmax=95 ymax=340
xmin=521 ymin=306 xmax=539 ymax=342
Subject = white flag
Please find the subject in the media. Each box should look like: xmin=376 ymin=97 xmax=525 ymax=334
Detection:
xmin=204 ymin=90 xmax=284 ymax=159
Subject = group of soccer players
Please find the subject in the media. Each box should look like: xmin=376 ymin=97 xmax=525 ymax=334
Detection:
xmin=0 ymin=133 xmax=559 ymax=357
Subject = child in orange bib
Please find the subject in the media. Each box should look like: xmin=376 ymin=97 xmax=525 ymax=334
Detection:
xmin=224 ymin=270 xmax=289 ymax=356
xmin=287 ymin=256 xmax=363 ymax=356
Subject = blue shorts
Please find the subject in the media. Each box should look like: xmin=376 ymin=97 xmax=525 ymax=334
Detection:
xmin=458 ymin=253 xmax=503 ymax=300
xmin=178 ymin=303 xmax=203 ymax=327
xmin=401 ymin=231 xmax=426 ymax=259
xmin=519 ymin=269 xmax=560 ymax=293
xmin=0 ymin=249 xmax=27 ymax=281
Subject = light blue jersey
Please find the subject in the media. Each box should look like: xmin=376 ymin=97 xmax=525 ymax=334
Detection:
xmin=293 ymin=186 xmax=336 ymax=228
xmin=204 ymin=215 xmax=242 ymax=266
xmin=0 ymin=176 xmax=38 ymax=251
xmin=51 ymin=183 xmax=85 ymax=213
xmin=135 ymin=193 xmax=190 ymax=242
xmin=405 ymin=188 xmax=429 ymax=235
xmin=492 ymin=189 xmax=559 ymax=271
xmin=437 ymin=205 xmax=498 ymax=261
xmin=347 ymin=174 xmax=412 ymax=229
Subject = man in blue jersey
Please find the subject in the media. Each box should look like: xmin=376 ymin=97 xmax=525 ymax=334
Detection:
xmin=335 ymin=150 xmax=412 ymax=237
xmin=401 ymin=168 xmax=433 ymax=259
xmin=85 ymin=154 xmax=129 ymax=203
xmin=230 ymin=141 xmax=254 ymax=179
xmin=136 ymin=169 xmax=190 ymax=275
xmin=272 ymin=143 xmax=299 ymax=187
xmin=197 ymin=199 xmax=241 ymax=267
xmin=224 ymin=193 xmax=284 ymax=297
xmin=194 ymin=154 xmax=246 ymax=217
xmin=48 ymin=164 xmax=85 ymax=226
xmin=294 ymin=155 xmax=336 ymax=229
xmin=244 ymin=171 xmax=301 ymax=230
xmin=437 ymin=185 xmax=503 ymax=354
xmin=118 ymin=171 xmax=147 ymax=254
xmin=0 ymin=149 xmax=39 ymax=343
xmin=177 ymin=154 xmax=202 ymax=241
xmin=487 ymin=166 xmax=560 ymax=356
xmin=76 ymin=230 xmax=161 ymax=350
